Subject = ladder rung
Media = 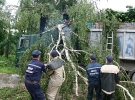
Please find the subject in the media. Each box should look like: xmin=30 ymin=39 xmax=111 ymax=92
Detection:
xmin=106 ymin=32 xmax=113 ymax=55
xmin=106 ymin=49 xmax=112 ymax=51
xmin=108 ymin=37 xmax=113 ymax=38
xmin=107 ymin=43 xmax=112 ymax=44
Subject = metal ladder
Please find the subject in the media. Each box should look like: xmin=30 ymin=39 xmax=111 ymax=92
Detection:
xmin=106 ymin=31 xmax=113 ymax=55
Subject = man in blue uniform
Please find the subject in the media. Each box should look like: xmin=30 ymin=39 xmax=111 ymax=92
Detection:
xmin=86 ymin=54 xmax=102 ymax=100
xmin=24 ymin=50 xmax=46 ymax=100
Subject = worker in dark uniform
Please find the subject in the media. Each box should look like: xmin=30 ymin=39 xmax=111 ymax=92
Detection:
xmin=62 ymin=10 xmax=69 ymax=22
xmin=100 ymin=55 xmax=120 ymax=100
xmin=24 ymin=50 xmax=46 ymax=100
xmin=86 ymin=54 xmax=102 ymax=100
xmin=40 ymin=14 xmax=48 ymax=37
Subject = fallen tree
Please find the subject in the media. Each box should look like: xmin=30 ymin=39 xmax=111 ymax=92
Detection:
xmin=18 ymin=23 xmax=135 ymax=100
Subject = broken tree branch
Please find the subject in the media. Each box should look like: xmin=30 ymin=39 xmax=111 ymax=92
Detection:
xmin=57 ymin=24 xmax=79 ymax=96
xmin=116 ymin=84 xmax=134 ymax=100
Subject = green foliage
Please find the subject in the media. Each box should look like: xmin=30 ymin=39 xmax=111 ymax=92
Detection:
xmin=32 ymin=0 xmax=77 ymax=11
xmin=15 ymin=11 xmax=40 ymax=34
xmin=0 ymin=0 xmax=5 ymax=5
xmin=0 ymin=6 xmax=8 ymax=55
xmin=15 ymin=0 xmax=58 ymax=34
xmin=60 ymin=66 xmax=76 ymax=99
xmin=0 ymin=4 xmax=19 ymax=57
xmin=0 ymin=55 xmax=18 ymax=74
xmin=0 ymin=86 xmax=31 ymax=100
xmin=105 ymin=6 xmax=135 ymax=22
xmin=100 ymin=9 xmax=120 ymax=62
xmin=67 ymin=1 xmax=99 ymax=65
xmin=0 ymin=33 xmax=19 ymax=57
xmin=18 ymin=26 xmax=59 ymax=75
xmin=66 ymin=1 xmax=120 ymax=65
xmin=115 ymin=82 xmax=135 ymax=100
xmin=7 ymin=0 xmax=135 ymax=100
xmin=68 ymin=1 xmax=97 ymax=34
xmin=19 ymin=0 xmax=66 ymax=27
xmin=55 ymin=0 xmax=77 ymax=11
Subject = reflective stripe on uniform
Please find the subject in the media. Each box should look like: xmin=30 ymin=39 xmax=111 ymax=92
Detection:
xmin=87 ymin=67 xmax=101 ymax=70
xmin=26 ymin=70 xmax=33 ymax=73
xmin=28 ymin=64 xmax=41 ymax=69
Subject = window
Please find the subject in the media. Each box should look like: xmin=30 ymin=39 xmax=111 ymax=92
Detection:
xmin=18 ymin=37 xmax=29 ymax=49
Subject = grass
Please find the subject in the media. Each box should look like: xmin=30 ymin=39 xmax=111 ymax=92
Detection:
xmin=0 ymin=66 xmax=18 ymax=74
xmin=0 ymin=55 xmax=31 ymax=100
xmin=0 ymin=55 xmax=19 ymax=74
xmin=0 ymin=86 xmax=31 ymax=100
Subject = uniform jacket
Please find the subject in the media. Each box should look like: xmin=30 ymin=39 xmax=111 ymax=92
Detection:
xmin=86 ymin=61 xmax=102 ymax=82
xmin=46 ymin=57 xmax=64 ymax=86
xmin=100 ymin=63 xmax=120 ymax=94
xmin=25 ymin=59 xmax=46 ymax=82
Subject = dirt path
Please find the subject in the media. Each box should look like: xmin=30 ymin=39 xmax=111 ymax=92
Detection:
xmin=0 ymin=73 xmax=22 ymax=88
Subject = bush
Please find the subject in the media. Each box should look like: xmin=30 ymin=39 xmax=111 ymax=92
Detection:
xmin=0 ymin=55 xmax=18 ymax=74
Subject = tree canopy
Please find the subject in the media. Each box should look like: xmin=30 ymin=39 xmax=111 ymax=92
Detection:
xmin=105 ymin=6 xmax=135 ymax=22
xmin=0 ymin=0 xmax=135 ymax=99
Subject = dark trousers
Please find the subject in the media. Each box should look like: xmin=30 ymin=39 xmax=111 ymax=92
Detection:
xmin=100 ymin=91 xmax=114 ymax=100
xmin=25 ymin=81 xmax=45 ymax=100
xmin=87 ymin=81 xmax=101 ymax=100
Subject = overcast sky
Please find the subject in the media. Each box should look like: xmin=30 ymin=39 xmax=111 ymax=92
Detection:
xmin=6 ymin=0 xmax=19 ymax=5
xmin=95 ymin=0 xmax=135 ymax=12
xmin=6 ymin=0 xmax=135 ymax=12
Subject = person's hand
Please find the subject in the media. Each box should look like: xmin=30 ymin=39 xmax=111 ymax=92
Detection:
xmin=44 ymin=64 xmax=47 ymax=66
